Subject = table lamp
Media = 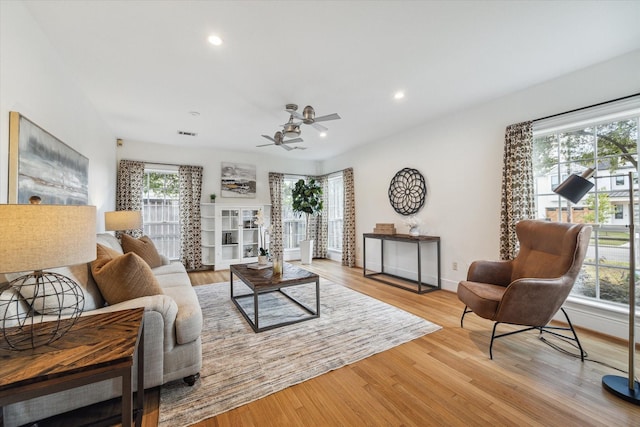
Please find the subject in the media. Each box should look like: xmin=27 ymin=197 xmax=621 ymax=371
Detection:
xmin=0 ymin=205 xmax=96 ymax=350
xmin=554 ymin=169 xmax=639 ymax=405
xmin=105 ymin=210 xmax=142 ymax=232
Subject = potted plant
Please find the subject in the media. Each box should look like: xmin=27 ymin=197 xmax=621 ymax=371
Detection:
xmin=291 ymin=178 xmax=323 ymax=264
xmin=209 ymin=193 xmax=216 ymax=203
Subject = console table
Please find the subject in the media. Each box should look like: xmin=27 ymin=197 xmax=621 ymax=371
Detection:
xmin=0 ymin=308 xmax=145 ymax=427
xmin=363 ymin=233 xmax=441 ymax=294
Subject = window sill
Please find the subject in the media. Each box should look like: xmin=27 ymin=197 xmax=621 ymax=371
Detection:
xmin=561 ymin=295 xmax=638 ymax=340
xmin=566 ymin=295 xmax=632 ymax=316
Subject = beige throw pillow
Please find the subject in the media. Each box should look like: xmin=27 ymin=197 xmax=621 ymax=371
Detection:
xmin=91 ymin=244 xmax=163 ymax=305
xmin=121 ymin=234 xmax=163 ymax=268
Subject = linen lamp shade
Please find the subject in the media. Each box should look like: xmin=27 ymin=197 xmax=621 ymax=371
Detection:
xmin=0 ymin=205 xmax=96 ymax=273
xmin=0 ymin=204 xmax=96 ymax=350
xmin=105 ymin=210 xmax=142 ymax=231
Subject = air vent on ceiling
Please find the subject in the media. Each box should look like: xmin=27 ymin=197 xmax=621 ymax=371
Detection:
xmin=178 ymin=130 xmax=198 ymax=136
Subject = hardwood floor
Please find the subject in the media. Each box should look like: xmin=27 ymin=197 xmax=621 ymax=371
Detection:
xmin=85 ymin=260 xmax=640 ymax=425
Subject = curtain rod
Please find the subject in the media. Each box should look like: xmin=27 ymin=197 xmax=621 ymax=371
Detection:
xmin=532 ymin=92 xmax=640 ymax=123
xmin=273 ymin=167 xmax=351 ymax=178
xmin=143 ymin=161 xmax=202 ymax=168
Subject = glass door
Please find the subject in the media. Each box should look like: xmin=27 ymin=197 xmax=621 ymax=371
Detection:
xmin=220 ymin=209 xmax=239 ymax=261
xmin=241 ymin=208 xmax=259 ymax=259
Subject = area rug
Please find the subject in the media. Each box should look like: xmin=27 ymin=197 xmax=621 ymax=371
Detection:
xmin=158 ymin=280 xmax=441 ymax=426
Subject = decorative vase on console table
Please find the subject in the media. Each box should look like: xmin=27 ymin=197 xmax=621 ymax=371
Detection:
xmin=258 ymin=255 xmax=268 ymax=265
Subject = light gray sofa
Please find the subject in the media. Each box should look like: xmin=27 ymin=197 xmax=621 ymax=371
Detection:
xmin=2 ymin=233 xmax=203 ymax=426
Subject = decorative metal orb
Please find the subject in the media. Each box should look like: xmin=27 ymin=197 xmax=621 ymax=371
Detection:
xmin=388 ymin=168 xmax=427 ymax=216
xmin=0 ymin=271 xmax=84 ymax=350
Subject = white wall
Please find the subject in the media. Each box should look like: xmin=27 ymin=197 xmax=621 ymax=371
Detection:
xmin=0 ymin=2 xmax=116 ymax=229
xmin=321 ymin=49 xmax=640 ymax=339
xmin=117 ymin=140 xmax=320 ymax=206
xmin=322 ymin=49 xmax=640 ymax=289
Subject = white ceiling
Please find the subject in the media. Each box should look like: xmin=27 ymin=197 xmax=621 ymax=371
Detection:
xmin=23 ymin=0 xmax=640 ymax=160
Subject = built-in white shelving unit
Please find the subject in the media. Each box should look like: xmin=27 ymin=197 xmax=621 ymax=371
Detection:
xmin=200 ymin=203 xmax=270 ymax=270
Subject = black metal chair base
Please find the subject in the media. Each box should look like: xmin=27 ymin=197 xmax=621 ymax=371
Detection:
xmin=461 ymin=306 xmax=586 ymax=361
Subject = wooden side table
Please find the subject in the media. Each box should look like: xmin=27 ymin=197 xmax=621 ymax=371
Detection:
xmin=0 ymin=308 xmax=145 ymax=427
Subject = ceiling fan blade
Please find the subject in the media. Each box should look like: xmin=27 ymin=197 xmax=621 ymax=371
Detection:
xmin=311 ymin=122 xmax=328 ymax=132
xmin=313 ymin=113 xmax=341 ymax=122
xmin=256 ymin=142 xmax=275 ymax=147
xmin=281 ymin=144 xmax=294 ymax=151
xmin=282 ymin=138 xmax=303 ymax=144
xmin=293 ymin=146 xmax=307 ymax=150
xmin=261 ymin=134 xmax=276 ymax=142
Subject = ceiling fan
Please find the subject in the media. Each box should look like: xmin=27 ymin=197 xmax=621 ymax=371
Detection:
xmin=257 ymin=131 xmax=306 ymax=151
xmin=283 ymin=104 xmax=341 ymax=133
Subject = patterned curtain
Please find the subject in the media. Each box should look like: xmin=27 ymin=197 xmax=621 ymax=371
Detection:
xmin=116 ymin=160 xmax=144 ymax=238
xmin=310 ymin=175 xmax=329 ymax=258
xmin=268 ymin=173 xmax=284 ymax=257
xmin=500 ymin=121 xmax=534 ymax=259
xmin=179 ymin=165 xmax=203 ymax=270
xmin=342 ymin=167 xmax=356 ymax=267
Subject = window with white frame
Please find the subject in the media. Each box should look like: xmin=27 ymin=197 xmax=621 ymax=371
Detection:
xmin=282 ymin=176 xmax=306 ymax=249
xmin=327 ymin=174 xmax=344 ymax=251
xmin=532 ymin=96 xmax=640 ymax=309
xmin=142 ymin=167 xmax=180 ymax=259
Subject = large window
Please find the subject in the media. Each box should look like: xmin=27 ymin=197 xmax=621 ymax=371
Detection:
xmin=533 ymin=102 xmax=639 ymax=309
xmin=327 ymin=174 xmax=344 ymax=252
xmin=282 ymin=176 xmax=306 ymax=249
xmin=142 ymin=168 xmax=180 ymax=259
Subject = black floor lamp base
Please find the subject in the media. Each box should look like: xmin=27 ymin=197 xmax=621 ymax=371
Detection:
xmin=602 ymin=375 xmax=640 ymax=405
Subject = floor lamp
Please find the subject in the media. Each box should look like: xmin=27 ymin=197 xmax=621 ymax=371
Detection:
xmin=554 ymin=168 xmax=639 ymax=405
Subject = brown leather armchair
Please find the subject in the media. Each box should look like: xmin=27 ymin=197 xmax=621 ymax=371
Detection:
xmin=457 ymin=220 xmax=592 ymax=359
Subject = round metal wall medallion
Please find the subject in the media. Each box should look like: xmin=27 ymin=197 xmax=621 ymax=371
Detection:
xmin=388 ymin=168 xmax=426 ymax=215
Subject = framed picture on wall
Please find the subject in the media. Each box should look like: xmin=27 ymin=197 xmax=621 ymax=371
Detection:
xmin=8 ymin=111 xmax=89 ymax=205
xmin=220 ymin=162 xmax=256 ymax=198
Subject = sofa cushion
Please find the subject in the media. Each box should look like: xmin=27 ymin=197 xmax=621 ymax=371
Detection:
xmin=96 ymin=233 xmax=124 ymax=254
xmin=91 ymin=244 xmax=163 ymax=305
xmin=4 ymin=263 xmax=105 ymax=312
xmin=151 ymin=262 xmax=188 ymax=277
xmin=121 ymin=234 xmax=163 ymax=268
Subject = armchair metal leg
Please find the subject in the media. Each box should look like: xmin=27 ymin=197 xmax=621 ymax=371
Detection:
xmin=461 ymin=306 xmax=472 ymax=328
xmin=489 ymin=308 xmax=586 ymax=361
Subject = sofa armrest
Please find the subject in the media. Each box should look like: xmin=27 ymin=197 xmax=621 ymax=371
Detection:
xmin=82 ymin=294 xmax=179 ymax=350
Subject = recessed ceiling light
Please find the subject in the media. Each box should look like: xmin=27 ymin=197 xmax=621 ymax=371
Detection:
xmin=189 ymin=111 xmax=200 ymax=117
xmin=207 ymin=34 xmax=223 ymax=46
xmin=319 ymin=132 xmax=327 ymax=138
xmin=394 ymin=91 xmax=405 ymax=100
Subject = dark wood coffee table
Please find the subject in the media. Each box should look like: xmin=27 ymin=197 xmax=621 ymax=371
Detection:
xmin=230 ymin=262 xmax=320 ymax=332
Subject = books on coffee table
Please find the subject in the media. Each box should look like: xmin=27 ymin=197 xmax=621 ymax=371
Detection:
xmin=247 ymin=262 xmax=272 ymax=270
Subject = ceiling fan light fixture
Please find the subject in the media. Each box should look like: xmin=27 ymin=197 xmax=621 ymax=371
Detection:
xmin=302 ymin=105 xmax=315 ymax=124
xmin=283 ymin=124 xmax=300 ymax=138
xmin=207 ymin=34 xmax=223 ymax=46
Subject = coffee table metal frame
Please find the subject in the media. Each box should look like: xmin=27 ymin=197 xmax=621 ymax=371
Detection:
xmin=230 ymin=262 xmax=320 ymax=332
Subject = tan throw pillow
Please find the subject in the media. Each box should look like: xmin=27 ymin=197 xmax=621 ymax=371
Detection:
xmin=91 ymin=244 xmax=163 ymax=305
xmin=121 ymin=234 xmax=163 ymax=268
